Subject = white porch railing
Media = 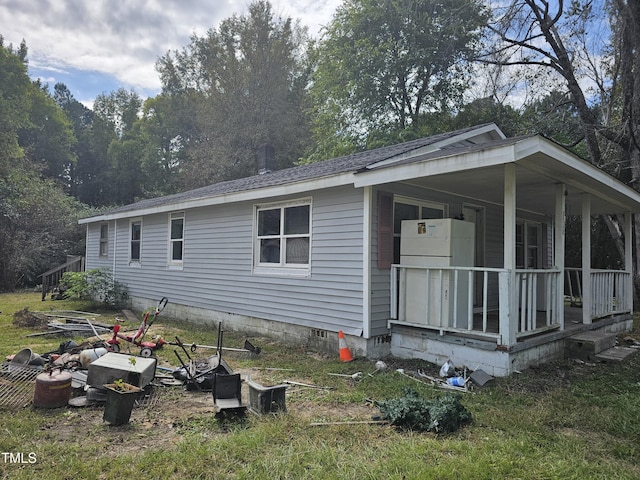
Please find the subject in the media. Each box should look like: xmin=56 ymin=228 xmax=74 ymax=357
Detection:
xmin=565 ymin=268 xmax=632 ymax=319
xmin=389 ymin=265 xmax=564 ymax=346
xmin=514 ymin=269 xmax=562 ymax=339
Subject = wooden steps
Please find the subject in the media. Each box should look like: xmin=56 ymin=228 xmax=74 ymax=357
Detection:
xmin=565 ymin=331 xmax=638 ymax=363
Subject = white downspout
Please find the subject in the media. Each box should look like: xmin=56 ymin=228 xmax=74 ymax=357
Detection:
xmin=362 ymin=186 xmax=371 ymax=339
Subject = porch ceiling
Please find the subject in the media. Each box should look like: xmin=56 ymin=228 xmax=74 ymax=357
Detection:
xmin=403 ymin=162 xmax=633 ymax=217
xmin=403 ymin=164 xmax=560 ymax=217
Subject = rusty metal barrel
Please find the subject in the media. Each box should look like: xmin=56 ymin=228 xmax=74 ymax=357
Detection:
xmin=33 ymin=369 xmax=72 ymax=408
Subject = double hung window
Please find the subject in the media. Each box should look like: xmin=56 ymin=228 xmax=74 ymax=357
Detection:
xmin=255 ymin=200 xmax=311 ymax=274
xmin=169 ymin=212 xmax=184 ymax=265
xmin=130 ymin=220 xmax=142 ymax=263
xmin=99 ymin=223 xmax=109 ymax=257
xmin=516 ymin=221 xmax=540 ymax=269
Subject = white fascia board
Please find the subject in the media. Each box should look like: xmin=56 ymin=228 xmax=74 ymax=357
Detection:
xmin=515 ymin=137 xmax=640 ymax=211
xmin=79 ymin=172 xmax=357 ymax=224
xmin=353 ymin=144 xmax=515 ymax=188
xmin=366 ymin=123 xmax=506 ymax=170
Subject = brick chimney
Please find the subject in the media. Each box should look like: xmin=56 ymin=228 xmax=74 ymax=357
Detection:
xmin=257 ymin=143 xmax=275 ymax=175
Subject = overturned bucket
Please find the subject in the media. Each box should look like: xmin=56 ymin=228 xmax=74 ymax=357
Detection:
xmin=9 ymin=348 xmax=44 ymax=373
xmin=79 ymin=347 xmax=108 ymax=368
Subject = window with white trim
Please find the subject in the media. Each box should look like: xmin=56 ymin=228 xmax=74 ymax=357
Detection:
xmin=169 ymin=212 xmax=184 ymax=264
xmin=255 ymin=200 xmax=311 ymax=273
xmin=130 ymin=220 xmax=142 ymax=263
xmin=99 ymin=223 xmax=109 ymax=257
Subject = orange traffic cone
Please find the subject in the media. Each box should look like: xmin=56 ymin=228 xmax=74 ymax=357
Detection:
xmin=338 ymin=330 xmax=353 ymax=362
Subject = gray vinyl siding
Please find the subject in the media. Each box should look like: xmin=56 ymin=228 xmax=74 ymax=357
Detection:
xmin=85 ymin=220 xmax=115 ymax=270
xmin=86 ymin=185 xmax=365 ymax=335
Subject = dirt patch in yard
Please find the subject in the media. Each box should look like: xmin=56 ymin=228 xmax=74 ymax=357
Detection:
xmin=35 ymin=364 xmax=371 ymax=456
xmin=12 ymin=308 xmax=49 ymax=329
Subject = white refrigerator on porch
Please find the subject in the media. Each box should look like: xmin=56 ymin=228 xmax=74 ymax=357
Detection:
xmin=400 ymin=218 xmax=475 ymax=328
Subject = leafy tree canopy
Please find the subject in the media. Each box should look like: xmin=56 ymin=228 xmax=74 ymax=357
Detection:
xmin=0 ymin=38 xmax=86 ymax=290
xmin=305 ymin=0 xmax=490 ymax=161
xmin=156 ymin=1 xmax=312 ymax=187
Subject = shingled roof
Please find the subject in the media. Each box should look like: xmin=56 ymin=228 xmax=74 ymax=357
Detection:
xmin=81 ymin=124 xmax=503 ymax=221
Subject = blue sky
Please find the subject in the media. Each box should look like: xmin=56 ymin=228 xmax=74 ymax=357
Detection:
xmin=2 ymin=0 xmax=340 ymax=108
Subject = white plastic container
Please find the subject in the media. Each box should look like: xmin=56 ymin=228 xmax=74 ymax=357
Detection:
xmin=79 ymin=348 xmax=108 ymax=368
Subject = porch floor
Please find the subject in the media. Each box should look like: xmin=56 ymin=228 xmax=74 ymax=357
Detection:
xmin=463 ymin=303 xmax=633 ymax=355
xmin=472 ymin=304 xmax=592 ymax=335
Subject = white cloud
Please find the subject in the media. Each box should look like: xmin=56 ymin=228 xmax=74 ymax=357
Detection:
xmin=2 ymin=0 xmax=340 ymax=100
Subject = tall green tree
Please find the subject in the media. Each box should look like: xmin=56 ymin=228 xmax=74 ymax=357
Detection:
xmin=19 ymin=82 xmax=76 ymax=187
xmin=481 ymin=0 xmax=640 ymax=300
xmin=136 ymin=94 xmax=193 ymax=197
xmin=0 ymin=36 xmax=30 ymax=176
xmin=306 ymin=0 xmax=490 ymax=161
xmin=156 ymin=1 xmax=311 ymax=187
xmin=93 ymin=88 xmax=142 ymax=138
xmin=519 ymin=90 xmax=587 ymax=154
xmin=53 ymin=83 xmax=96 ymax=201
xmin=86 ymin=88 xmax=142 ymax=205
xmin=0 ymin=38 xmax=86 ymax=290
xmin=451 ymin=97 xmax=523 ymax=138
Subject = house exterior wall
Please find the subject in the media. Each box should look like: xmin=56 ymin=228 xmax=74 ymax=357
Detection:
xmin=85 ymin=185 xmax=366 ymax=341
xmin=84 ymin=180 xmax=557 ymax=359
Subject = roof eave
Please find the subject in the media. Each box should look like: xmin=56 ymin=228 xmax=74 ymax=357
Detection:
xmin=78 ymin=171 xmax=357 ymax=224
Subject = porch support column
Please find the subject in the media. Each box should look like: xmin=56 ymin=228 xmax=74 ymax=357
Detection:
xmin=501 ymin=163 xmax=517 ymax=346
xmin=554 ymin=184 xmax=566 ymax=330
xmin=582 ymin=194 xmax=592 ymax=324
xmin=624 ymin=211 xmax=633 ymax=313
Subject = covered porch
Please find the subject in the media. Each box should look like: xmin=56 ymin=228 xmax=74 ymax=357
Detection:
xmin=387 ymin=217 xmax=634 ymax=376
xmin=356 ymin=135 xmax=640 ymax=375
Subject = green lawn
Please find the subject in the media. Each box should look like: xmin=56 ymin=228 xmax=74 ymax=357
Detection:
xmin=1 ymin=292 xmax=639 ymax=479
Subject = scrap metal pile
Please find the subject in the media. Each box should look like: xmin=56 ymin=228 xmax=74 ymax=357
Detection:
xmin=1 ymin=298 xmax=265 ymax=423
xmin=3 ymin=299 xmax=484 ymax=432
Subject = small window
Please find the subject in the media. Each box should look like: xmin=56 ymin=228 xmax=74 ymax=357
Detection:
xmin=169 ymin=212 xmax=184 ymax=264
xmin=99 ymin=223 xmax=109 ymax=257
xmin=130 ymin=220 xmax=142 ymax=263
xmin=255 ymin=200 xmax=311 ymax=274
